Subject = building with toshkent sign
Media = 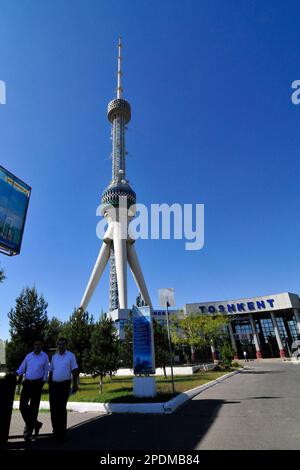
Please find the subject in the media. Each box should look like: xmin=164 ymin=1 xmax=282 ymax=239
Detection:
xmin=153 ymin=292 xmax=300 ymax=360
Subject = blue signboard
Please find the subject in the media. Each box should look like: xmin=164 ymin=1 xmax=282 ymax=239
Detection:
xmin=0 ymin=166 xmax=31 ymax=255
xmin=133 ymin=305 xmax=155 ymax=375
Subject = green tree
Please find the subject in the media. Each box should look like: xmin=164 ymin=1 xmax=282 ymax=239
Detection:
xmin=44 ymin=317 xmax=64 ymax=352
xmin=83 ymin=315 xmax=120 ymax=393
xmin=220 ymin=341 xmax=234 ymax=368
xmin=171 ymin=314 xmax=206 ymax=363
xmin=136 ymin=293 xmax=145 ymax=307
xmin=63 ymin=308 xmax=94 ymax=373
xmin=6 ymin=287 xmax=49 ymax=371
xmin=171 ymin=314 xmax=228 ymax=363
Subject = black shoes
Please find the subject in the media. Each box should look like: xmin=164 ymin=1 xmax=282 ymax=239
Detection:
xmin=23 ymin=429 xmax=32 ymax=442
xmin=23 ymin=421 xmax=43 ymax=441
xmin=34 ymin=421 xmax=43 ymax=437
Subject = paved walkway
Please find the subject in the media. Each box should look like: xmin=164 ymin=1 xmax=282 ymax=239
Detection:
xmin=7 ymin=361 xmax=300 ymax=450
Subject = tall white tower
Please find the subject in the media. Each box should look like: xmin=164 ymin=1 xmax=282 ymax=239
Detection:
xmin=79 ymin=39 xmax=152 ymax=331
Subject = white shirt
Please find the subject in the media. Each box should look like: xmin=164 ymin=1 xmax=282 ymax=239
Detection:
xmin=50 ymin=350 xmax=78 ymax=382
xmin=17 ymin=351 xmax=49 ymax=381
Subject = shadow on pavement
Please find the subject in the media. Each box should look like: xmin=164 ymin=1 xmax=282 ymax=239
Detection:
xmin=5 ymin=398 xmax=234 ymax=451
xmin=243 ymin=396 xmax=281 ymax=400
xmin=241 ymin=369 xmax=286 ymax=374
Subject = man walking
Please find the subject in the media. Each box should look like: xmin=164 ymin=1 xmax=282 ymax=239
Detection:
xmin=49 ymin=337 xmax=78 ymax=442
xmin=16 ymin=338 xmax=49 ymax=441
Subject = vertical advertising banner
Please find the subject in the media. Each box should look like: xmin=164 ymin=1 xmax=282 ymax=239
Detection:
xmin=132 ymin=305 xmax=155 ymax=375
xmin=0 ymin=166 xmax=31 ymax=255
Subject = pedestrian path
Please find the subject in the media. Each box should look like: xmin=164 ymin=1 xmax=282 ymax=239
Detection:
xmin=7 ymin=361 xmax=300 ymax=450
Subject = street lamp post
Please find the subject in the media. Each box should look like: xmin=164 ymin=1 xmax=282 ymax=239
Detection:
xmin=165 ymin=300 xmax=175 ymax=395
xmin=158 ymin=288 xmax=176 ymax=395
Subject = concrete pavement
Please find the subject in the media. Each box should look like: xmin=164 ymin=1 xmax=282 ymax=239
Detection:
xmin=7 ymin=361 xmax=300 ymax=450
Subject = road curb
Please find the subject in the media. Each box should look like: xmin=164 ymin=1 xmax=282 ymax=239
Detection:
xmin=162 ymin=369 xmax=239 ymax=414
xmin=12 ymin=370 xmax=239 ymax=415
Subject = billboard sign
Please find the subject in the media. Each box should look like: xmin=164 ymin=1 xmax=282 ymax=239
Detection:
xmin=0 ymin=166 xmax=31 ymax=255
xmin=132 ymin=305 xmax=155 ymax=375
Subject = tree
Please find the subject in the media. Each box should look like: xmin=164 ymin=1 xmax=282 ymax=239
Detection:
xmin=201 ymin=315 xmax=229 ymax=352
xmin=6 ymin=287 xmax=49 ymax=371
xmin=83 ymin=315 xmax=120 ymax=393
xmin=63 ymin=308 xmax=94 ymax=374
xmin=171 ymin=314 xmax=228 ymax=363
xmin=136 ymin=293 xmax=145 ymax=307
xmin=153 ymin=319 xmax=169 ymax=377
xmin=220 ymin=341 xmax=234 ymax=368
xmin=171 ymin=314 xmax=206 ymax=363
xmin=44 ymin=317 xmax=64 ymax=352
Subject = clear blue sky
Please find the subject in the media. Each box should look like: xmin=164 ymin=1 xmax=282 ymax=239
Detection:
xmin=0 ymin=0 xmax=299 ymax=339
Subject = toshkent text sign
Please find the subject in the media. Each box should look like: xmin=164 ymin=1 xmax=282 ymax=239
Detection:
xmin=184 ymin=293 xmax=300 ymax=316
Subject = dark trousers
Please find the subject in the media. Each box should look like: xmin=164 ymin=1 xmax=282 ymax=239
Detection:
xmin=19 ymin=379 xmax=44 ymax=433
xmin=49 ymin=380 xmax=71 ymax=438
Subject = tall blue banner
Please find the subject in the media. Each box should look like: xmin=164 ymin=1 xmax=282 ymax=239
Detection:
xmin=132 ymin=305 xmax=155 ymax=375
xmin=0 ymin=166 xmax=31 ymax=255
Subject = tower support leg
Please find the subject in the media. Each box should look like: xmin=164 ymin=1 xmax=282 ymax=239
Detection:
xmin=127 ymin=242 xmax=152 ymax=308
xmin=113 ymin=224 xmax=128 ymax=309
xmin=80 ymin=240 xmax=111 ymax=311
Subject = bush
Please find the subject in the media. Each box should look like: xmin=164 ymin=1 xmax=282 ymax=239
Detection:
xmin=232 ymin=361 xmax=240 ymax=368
xmin=220 ymin=341 xmax=234 ymax=369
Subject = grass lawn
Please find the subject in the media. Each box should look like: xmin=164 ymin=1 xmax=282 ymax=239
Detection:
xmin=14 ymin=368 xmax=237 ymax=403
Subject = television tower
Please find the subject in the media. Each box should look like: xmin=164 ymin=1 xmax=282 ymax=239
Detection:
xmin=79 ymin=38 xmax=152 ymax=324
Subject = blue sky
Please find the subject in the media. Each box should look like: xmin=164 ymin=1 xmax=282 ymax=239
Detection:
xmin=0 ymin=0 xmax=300 ymax=339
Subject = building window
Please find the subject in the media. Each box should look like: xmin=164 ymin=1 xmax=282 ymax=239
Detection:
xmin=260 ymin=318 xmax=275 ymax=341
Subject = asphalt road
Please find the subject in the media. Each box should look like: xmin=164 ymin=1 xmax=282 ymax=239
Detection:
xmin=7 ymin=361 xmax=300 ymax=451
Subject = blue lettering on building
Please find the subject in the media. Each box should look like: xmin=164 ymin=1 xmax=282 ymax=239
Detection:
xmin=197 ymin=298 xmax=276 ymax=314
xmin=237 ymin=303 xmax=246 ymax=312
xmin=227 ymin=304 xmax=236 ymax=313
xmin=247 ymin=302 xmax=255 ymax=311
xmin=256 ymin=300 xmax=266 ymax=309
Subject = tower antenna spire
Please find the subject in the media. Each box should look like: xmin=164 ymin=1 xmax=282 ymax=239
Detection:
xmin=117 ymin=37 xmax=123 ymax=98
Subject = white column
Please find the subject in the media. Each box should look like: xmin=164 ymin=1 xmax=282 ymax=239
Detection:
xmin=210 ymin=341 xmax=218 ymax=363
xmin=80 ymin=240 xmax=111 ymax=311
xmin=270 ymin=312 xmax=285 ymax=358
xmin=127 ymin=242 xmax=152 ymax=308
xmin=228 ymin=321 xmax=238 ymax=358
xmin=113 ymin=223 xmax=128 ymax=309
xmin=190 ymin=345 xmax=196 ymax=364
xmin=249 ymin=314 xmax=262 ymax=359
xmin=294 ymin=309 xmax=300 ymax=335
